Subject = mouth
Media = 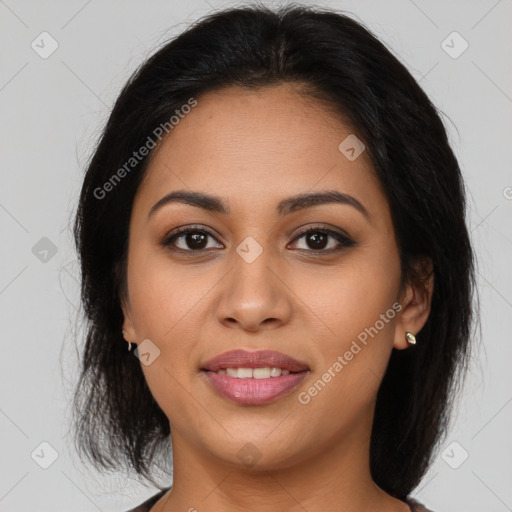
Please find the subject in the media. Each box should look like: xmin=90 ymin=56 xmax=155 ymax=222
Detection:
xmin=200 ymin=349 xmax=310 ymax=405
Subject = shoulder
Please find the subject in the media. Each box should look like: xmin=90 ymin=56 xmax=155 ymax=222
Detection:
xmin=405 ymin=496 xmax=436 ymax=512
xmin=124 ymin=488 xmax=170 ymax=512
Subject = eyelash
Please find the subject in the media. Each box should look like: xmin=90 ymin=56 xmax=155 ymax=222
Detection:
xmin=160 ymin=224 xmax=356 ymax=255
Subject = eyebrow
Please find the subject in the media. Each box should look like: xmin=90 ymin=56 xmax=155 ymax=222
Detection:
xmin=148 ymin=189 xmax=369 ymax=219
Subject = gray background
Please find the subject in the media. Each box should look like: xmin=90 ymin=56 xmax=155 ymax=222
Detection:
xmin=1 ymin=0 xmax=511 ymax=511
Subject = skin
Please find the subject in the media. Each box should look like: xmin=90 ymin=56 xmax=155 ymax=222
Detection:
xmin=122 ymin=83 xmax=433 ymax=512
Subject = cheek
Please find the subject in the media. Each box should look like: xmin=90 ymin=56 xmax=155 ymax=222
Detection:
xmin=125 ymin=245 xmax=206 ymax=339
xmin=126 ymin=250 xmax=205 ymax=416
xmin=297 ymin=245 xmax=401 ymax=345
xmin=294 ymin=243 xmax=401 ymax=404
xmin=125 ymin=247 xmax=216 ymax=393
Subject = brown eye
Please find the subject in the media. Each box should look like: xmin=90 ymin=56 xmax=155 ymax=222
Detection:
xmin=179 ymin=231 xmax=209 ymax=250
xmin=289 ymin=227 xmax=356 ymax=253
xmin=162 ymin=226 xmax=223 ymax=252
xmin=161 ymin=224 xmax=355 ymax=255
xmin=303 ymin=231 xmax=329 ymax=250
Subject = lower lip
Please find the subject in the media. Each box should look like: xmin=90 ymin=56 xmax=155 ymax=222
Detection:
xmin=202 ymin=371 xmax=308 ymax=405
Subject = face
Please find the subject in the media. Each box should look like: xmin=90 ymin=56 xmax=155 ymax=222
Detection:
xmin=122 ymin=83 xmax=428 ymax=470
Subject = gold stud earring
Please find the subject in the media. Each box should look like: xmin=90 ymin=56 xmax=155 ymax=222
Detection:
xmin=406 ymin=332 xmax=416 ymax=345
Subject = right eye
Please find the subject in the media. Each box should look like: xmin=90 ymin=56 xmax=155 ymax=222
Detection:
xmin=161 ymin=225 xmax=224 ymax=253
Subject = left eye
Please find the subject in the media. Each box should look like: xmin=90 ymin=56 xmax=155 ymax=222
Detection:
xmin=289 ymin=227 xmax=354 ymax=252
xmin=161 ymin=226 xmax=355 ymax=253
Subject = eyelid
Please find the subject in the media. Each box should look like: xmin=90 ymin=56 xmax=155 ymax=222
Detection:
xmin=290 ymin=224 xmax=353 ymax=243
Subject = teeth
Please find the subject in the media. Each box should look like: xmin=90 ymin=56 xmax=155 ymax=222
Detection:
xmin=237 ymin=368 xmax=253 ymax=379
xmin=217 ymin=367 xmax=291 ymax=378
xmin=270 ymin=367 xmax=283 ymax=377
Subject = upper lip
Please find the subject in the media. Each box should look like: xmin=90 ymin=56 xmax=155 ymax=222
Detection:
xmin=201 ymin=349 xmax=310 ymax=372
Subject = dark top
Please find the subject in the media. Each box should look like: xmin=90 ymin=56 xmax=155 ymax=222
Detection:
xmin=125 ymin=488 xmax=435 ymax=511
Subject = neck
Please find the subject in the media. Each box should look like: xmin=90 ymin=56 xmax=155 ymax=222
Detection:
xmin=152 ymin=411 xmax=410 ymax=512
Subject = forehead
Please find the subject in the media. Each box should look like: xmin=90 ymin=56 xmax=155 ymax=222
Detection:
xmin=134 ymin=83 xmax=387 ymax=221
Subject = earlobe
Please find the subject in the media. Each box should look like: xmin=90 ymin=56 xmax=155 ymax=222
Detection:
xmin=393 ymin=258 xmax=434 ymax=350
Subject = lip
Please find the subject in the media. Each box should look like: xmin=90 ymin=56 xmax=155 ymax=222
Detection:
xmin=200 ymin=349 xmax=310 ymax=405
xmin=203 ymin=371 xmax=308 ymax=405
xmin=200 ymin=349 xmax=310 ymax=373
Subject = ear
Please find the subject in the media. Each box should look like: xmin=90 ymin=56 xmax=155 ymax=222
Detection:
xmin=115 ymin=260 xmax=137 ymax=343
xmin=121 ymin=294 xmax=137 ymax=343
xmin=394 ymin=257 xmax=434 ymax=350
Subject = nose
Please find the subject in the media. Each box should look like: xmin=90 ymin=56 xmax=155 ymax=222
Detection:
xmin=214 ymin=247 xmax=293 ymax=332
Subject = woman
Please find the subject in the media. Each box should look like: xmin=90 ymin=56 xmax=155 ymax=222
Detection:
xmin=72 ymin=5 xmax=475 ymax=512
